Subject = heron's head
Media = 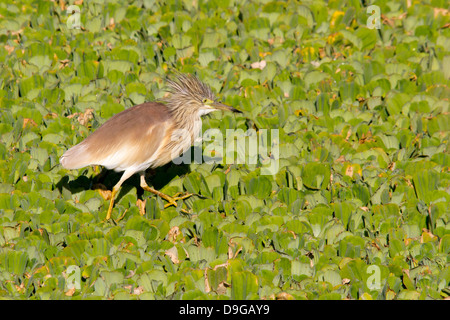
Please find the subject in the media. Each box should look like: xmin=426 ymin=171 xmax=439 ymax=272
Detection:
xmin=164 ymin=73 xmax=241 ymax=118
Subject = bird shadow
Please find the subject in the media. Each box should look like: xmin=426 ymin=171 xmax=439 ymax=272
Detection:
xmin=56 ymin=161 xmax=192 ymax=208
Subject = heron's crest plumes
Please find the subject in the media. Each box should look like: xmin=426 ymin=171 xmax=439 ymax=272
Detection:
xmin=164 ymin=73 xmax=216 ymax=107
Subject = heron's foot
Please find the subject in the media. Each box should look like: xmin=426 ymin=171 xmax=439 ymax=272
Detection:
xmin=170 ymin=192 xmax=194 ymax=201
xmin=94 ymin=184 xmax=112 ymax=200
xmin=141 ymin=185 xmax=192 ymax=213
xmin=98 ymin=189 xmax=112 ymax=200
xmin=162 ymin=193 xmax=193 ymax=214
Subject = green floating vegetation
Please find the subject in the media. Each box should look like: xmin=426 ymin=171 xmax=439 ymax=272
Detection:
xmin=0 ymin=0 xmax=449 ymax=300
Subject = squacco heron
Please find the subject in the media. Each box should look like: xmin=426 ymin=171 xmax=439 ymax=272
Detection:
xmin=60 ymin=74 xmax=240 ymax=220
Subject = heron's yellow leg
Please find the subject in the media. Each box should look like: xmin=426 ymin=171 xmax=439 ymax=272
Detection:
xmin=105 ymin=186 xmax=118 ymax=220
xmin=104 ymin=169 xmax=135 ymax=220
xmin=140 ymin=173 xmax=192 ymax=212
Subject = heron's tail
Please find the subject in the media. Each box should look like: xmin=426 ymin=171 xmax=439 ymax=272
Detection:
xmin=60 ymin=143 xmax=93 ymax=169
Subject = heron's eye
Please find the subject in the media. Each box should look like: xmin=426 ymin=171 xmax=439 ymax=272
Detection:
xmin=202 ymin=98 xmax=208 ymax=103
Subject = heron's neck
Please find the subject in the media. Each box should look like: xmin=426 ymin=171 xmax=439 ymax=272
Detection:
xmin=170 ymin=106 xmax=214 ymax=132
xmin=168 ymin=110 xmax=201 ymax=143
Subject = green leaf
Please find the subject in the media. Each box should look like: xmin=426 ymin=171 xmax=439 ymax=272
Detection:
xmin=202 ymin=227 xmax=228 ymax=256
xmin=19 ymin=75 xmax=44 ymax=100
xmin=77 ymin=61 xmax=98 ymax=79
xmin=356 ymin=28 xmax=377 ymax=51
xmin=4 ymin=251 xmax=28 ymax=275
xmin=304 ymin=71 xmax=330 ymax=90
xmin=338 ymin=235 xmax=366 ymax=258
xmin=206 ymin=266 xmax=228 ymax=292
xmin=413 ymin=170 xmax=439 ymax=204
xmin=231 ymin=271 xmax=259 ymax=299
xmin=100 ymin=103 xmax=125 ymax=119
xmin=291 ymin=260 xmax=314 ymax=278
xmin=302 ymin=163 xmax=331 ymax=190
xmin=246 ymin=176 xmax=272 ymax=199
xmin=183 ymin=172 xmax=205 ymax=195
xmin=332 ymin=202 xmax=354 ymax=229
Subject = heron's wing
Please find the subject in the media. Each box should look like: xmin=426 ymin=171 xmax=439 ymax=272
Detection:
xmin=60 ymin=102 xmax=172 ymax=172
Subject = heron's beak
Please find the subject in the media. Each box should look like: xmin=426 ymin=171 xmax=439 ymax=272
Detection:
xmin=211 ymin=102 xmax=242 ymax=113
